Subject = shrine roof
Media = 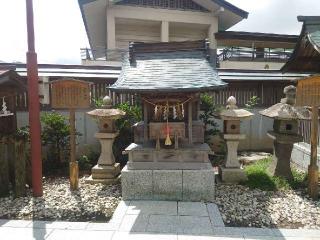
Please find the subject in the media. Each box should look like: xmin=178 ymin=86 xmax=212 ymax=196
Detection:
xmin=282 ymin=16 xmax=320 ymax=73
xmin=109 ymin=41 xmax=227 ymax=93
xmin=0 ymin=68 xmax=26 ymax=93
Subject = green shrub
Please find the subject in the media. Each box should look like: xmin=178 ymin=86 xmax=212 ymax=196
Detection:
xmin=245 ymin=96 xmax=260 ymax=109
xmin=41 ymin=112 xmax=81 ymax=173
xmin=78 ymin=150 xmax=99 ymax=171
xmin=243 ymin=158 xmax=307 ymax=191
xmin=113 ymin=102 xmax=142 ymax=166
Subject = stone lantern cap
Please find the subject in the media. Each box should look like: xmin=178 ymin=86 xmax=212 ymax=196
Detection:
xmin=259 ymin=85 xmax=311 ymax=120
xmin=87 ymin=109 xmax=125 ymax=120
xmin=87 ymin=95 xmax=125 ymax=120
xmin=219 ymin=96 xmax=254 ymax=120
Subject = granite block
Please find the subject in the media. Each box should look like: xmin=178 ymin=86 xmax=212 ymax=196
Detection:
xmin=153 ymin=170 xmax=183 ymax=200
xmin=182 ymin=169 xmax=215 ymax=202
xmin=121 ymin=167 xmax=136 ymax=200
xmin=134 ymin=170 xmax=153 ymax=200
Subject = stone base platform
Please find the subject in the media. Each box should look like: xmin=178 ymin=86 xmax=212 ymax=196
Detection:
xmin=85 ymin=175 xmax=121 ymax=184
xmin=219 ymin=166 xmax=247 ymax=183
xmin=121 ymin=166 xmax=215 ymax=201
xmin=85 ymin=163 xmax=121 ymax=184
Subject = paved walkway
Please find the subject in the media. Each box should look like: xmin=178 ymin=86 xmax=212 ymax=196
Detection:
xmin=1 ymin=200 xmax=320 ymax=240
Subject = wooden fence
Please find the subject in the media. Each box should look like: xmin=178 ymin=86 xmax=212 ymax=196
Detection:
xmin=300 ymin=120 xmax=320 ymax=147
xmin=15 ymin=79 xmax=288 ymax=110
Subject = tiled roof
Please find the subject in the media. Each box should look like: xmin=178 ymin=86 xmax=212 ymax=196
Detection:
xmin=0 ymin=63 xmax=121 ymax=79
xmin=282 ymin=16 xmax=320 ymax=72
xmin=109 ymin=48 xmax=227 ymax=93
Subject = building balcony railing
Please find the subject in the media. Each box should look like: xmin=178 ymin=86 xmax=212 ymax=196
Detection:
xmin=81 ymin=47 xmax=128 ymax=62
xmin=217 ymin=47 xmax=292 ymax=64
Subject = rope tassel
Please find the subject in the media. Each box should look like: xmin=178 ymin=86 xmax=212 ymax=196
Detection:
xmin=164 ymin=101 xmax=172 ymax=146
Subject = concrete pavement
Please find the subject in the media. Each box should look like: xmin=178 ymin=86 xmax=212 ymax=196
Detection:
xmin=1 ymin=200 xmax=320 ymax=240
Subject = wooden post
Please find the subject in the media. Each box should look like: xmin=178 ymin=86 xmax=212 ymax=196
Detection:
xmin=69 ymin=109 xmax=79 ymax=190
xmin=188 ymin=102 xmax=193 ymax=144
xmin=143 ymin=101 xmax=148 ymax=144
xmin=0 ymin=138 xmax=9 ymax=197
xmin=14 ymin=140 xmax=26 ymax=197
xmin=26 ymin=0 xmax=43 ymax=197
xmin=308 ymin=105 xmax=319 ymax=200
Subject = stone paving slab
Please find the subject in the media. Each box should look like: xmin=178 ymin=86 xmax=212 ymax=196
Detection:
xmin=0 ymin=226 xmax=53 ymax=240
xmin=127 ymin=200 xmax=178 ymax=215
xmin=244 ymin=237 xmax=320 ymax=240
xmin=179 ymin=216 xmax=213 ymax=235
xmin=46 ymin=229 xmax=114 ymax=240
xmin=112 ymin=231 xmax=177 ymax=240
xmin=147 ymin=215 xmax=180 ymax=233
xmin=272 ymin=228 xmax=320 ymax=238
xmin=119 ymin=214 xmax=149 ymax=232
xmin=86 ymin=222 xmax=120 ymax=231
xmin=213 ymin=227 xmax=276 ymax=237
xmin=207 ymin=203 xmax=225 ymax=227
xmin=0 ymin=219 xmax=32 ymax=228
xmin=178 ymin=236 xmax=244 ymax=240
xmin=28 ymin=221 xmax=89 ymax=230
xmin=146 ymin=214 xmax=213 ymax=235
xmin=1 ymin=200 xmax=320 ymax=240
xmin=178 ymin=202 xmax=208 ymax=216
xmin=109 ymin=200 xmax=131 ymax=224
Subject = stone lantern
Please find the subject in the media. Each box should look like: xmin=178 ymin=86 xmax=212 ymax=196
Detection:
xmin=86 ymin=96 xmax=125 ymax=184
xmin=219 ymin=96 xmax=254 ymax=183
xmin=260 ymin=85 xmax=310 ymax=180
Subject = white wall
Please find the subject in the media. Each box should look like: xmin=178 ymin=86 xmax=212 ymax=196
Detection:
xmin=17 ymin=108 xmax=274 ymax=155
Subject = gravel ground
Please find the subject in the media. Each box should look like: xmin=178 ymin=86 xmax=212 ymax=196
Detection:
xmin=216 ymin=184 xmax=320 ymax=229
xmin=0 ymin=177 xmax=121 ymax=222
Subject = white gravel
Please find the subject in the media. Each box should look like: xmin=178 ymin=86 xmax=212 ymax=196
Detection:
xmin=215 ymin=184 xmax=320 ymax=229
xmin=0 ymin=176 xmax=121 ymax=222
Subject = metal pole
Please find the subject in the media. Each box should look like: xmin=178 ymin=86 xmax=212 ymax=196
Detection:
xmin=308 ymin=106 xmax=319 ymax=200
xmin=26 ymin=0 xmax=43 ymax=197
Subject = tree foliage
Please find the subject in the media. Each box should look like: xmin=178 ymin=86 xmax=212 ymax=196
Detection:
xmin=113 ymin=102 xmax=142 ymax=166
xmin=199 ymin=93 xmax=219 ymax=143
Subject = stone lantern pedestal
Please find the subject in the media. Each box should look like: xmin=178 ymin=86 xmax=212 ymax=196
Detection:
xmin=220 ymin=134 xmax=247 ymax=182
xmin=267 ymin=131 xmax=302 ymax=180
xmin=85 ymin=96 xmax=125 ymax=184
xmin=218 ymin=96 xmax=253 ymax=183
xmin=88 ymin=132 xmax=121 ymax=184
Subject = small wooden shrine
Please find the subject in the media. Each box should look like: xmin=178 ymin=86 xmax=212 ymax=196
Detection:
xmin=0 ymin=69 xmax=26 ymax=135
xmin=109 ymin=40 xmax=227 ymax=201
xmin=0 ymin=68 xmax=26 ymax=197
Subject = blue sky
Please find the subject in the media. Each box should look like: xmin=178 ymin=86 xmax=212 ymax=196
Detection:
xmin=0 ymin=0 xmax=319 ymax=64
